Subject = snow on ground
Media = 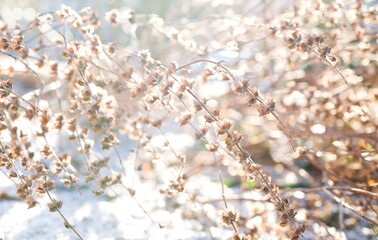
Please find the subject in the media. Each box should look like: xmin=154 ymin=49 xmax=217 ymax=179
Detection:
xmin=0 ymin=172 xmax=217 ymax=240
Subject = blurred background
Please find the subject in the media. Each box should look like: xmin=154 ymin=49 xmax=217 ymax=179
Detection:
xmin=0 ymin=1 xmax=377 ymax=239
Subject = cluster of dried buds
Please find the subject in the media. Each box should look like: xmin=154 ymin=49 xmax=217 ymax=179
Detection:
xmin=286 ymin=30 xmax=337 ymax=63
xmin=0 ymin=35 xmax=24 ymax=52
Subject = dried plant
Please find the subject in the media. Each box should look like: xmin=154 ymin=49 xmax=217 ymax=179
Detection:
xmin=0 ymin=1 xmax=377 ymax=239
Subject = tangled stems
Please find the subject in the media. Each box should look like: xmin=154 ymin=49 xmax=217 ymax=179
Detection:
xmin=176 ymin=59 xmax=298 ymax=150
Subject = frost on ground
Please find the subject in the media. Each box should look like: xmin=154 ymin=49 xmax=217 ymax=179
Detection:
xmin=1 ymin=161 xmax=367 ymax=240
xmin=0 ymin=174 xmax=215 ymax=240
